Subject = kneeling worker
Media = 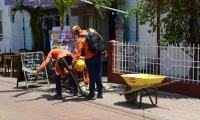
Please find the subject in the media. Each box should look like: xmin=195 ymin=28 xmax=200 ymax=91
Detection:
xmin=32 ymin=46 xmax=78 ymax=99
xmin=75 ymin=56 xmax=89 ymax=86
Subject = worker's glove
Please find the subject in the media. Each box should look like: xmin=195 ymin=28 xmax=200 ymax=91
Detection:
xmin=76 ymin=78 xmax=81 ymax=84
xmin=33 ymin=70 xmax=39 ymax=76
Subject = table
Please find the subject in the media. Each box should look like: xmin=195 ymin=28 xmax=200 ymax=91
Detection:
xmin=3 ymin=55 xmax=18 ymax=77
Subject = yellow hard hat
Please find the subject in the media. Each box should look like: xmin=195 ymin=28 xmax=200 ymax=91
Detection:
xmin=52 ymin=45 xmax=59 ymax=50
xmin=75 ymin=60 xmax=85 ymax=72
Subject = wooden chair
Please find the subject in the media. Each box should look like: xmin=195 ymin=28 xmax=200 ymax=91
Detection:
xmin=0 ymin=53 xmax=16 ymax=74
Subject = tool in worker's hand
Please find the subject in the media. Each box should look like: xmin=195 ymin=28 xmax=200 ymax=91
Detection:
xmin=22 ymin=66 xmax=33 ymax=73
xmin=62 ymin=58 xmax=83 ymax=95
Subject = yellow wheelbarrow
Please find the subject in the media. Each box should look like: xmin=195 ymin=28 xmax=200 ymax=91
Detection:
xmin=120 ymin=74 xmax=179 ymax=108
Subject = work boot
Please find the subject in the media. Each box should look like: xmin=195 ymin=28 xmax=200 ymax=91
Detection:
xmin=97 ymin=92 xmax=103 ymax=98
xmin=66 ymin=89 xmax=70 ymax=93
xmin=66 ymin=85 xmax=72 ymax=93
xmin=85 ymin=92 xmax=96 ymax=100
xmin=73 ymin=91 xmax=80 ymax=96
xmin=74 ymin=92 xmax=82 ymax=97
xmin=54 ymin=94 xmax=63 ymax=99
xmin=76 ymin=92 xmax=83 ymax=97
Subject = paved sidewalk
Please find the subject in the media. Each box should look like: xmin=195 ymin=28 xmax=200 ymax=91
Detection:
xmin=0 ymin=76 xmax=200 ymax=120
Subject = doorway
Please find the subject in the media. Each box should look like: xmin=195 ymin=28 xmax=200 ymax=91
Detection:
xmin=109 ymin=11 xmax=117 ymax=40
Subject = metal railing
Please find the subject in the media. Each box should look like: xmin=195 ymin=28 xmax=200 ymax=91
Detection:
xmin=112 ymin=42 xmax=200 ymax=84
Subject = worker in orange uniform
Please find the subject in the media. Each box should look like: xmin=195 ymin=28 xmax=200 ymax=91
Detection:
xmin=32 ymin=46 xmax=78 ymax=99
xmin=72 ymin=25 xmax=107 ymax=100
xmin=74 ymin=56 xmax=89 ymax=86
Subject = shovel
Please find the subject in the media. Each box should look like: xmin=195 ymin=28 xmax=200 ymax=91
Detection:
xmin=62 ymin=58 xmax=83 ymax=96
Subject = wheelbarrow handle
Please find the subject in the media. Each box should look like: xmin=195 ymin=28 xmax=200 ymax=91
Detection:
xmin=119 ymin=82 xmax=161 ymax=96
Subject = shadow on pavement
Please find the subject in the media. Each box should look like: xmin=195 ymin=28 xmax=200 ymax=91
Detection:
xmin=54 ymin=97 xmax=87 ymax=104
xmin=114 ymin=101 xmax=169 ymax=110
xmin=13 ymin=93 xmax=87 ymax=103
xmin=157 ymin=91 xmax=191 ymax=100
xmin=12 ymin=91 xmax=32 ymax=97
xmin=13 ymin=94 xmax=61 ymax=102
xmin=13 ymin=86 xmax=28 ymax=89
xmin=9 ymin=87 xmax=55 ymax=97
xmin=0 ymin=89 xmax=28 ymax=94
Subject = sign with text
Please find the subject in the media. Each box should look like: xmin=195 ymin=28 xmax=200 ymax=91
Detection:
xmin=19 ymin=52 xmax=49 ymax=88
xmin=70 ymin=7 xmax=95 ymax=16
xmin=49 ymin=31 xmax=78 ymax=54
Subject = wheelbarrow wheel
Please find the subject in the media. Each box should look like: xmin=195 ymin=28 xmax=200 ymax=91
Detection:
xmin=124 ymin=85 xmax=137 ymax=104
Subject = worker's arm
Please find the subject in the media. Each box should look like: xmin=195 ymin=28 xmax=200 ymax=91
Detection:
xmin=83 ymin=66 xmax=90 ymax=85
xmin=38 ymin=56 xmax=52 ymax=71
xmin=33 ymin=51 xmax=53 ymax=76
xmin=73 ymin=38 xmax=83 ymax=64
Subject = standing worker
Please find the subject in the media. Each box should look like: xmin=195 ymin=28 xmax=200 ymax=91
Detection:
xmin=32 ymin=46 xmax=78 ymax=99
xmin=72 ymin=25 xmax=107 ymax=100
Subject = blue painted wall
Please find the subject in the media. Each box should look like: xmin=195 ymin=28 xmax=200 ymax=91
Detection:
xmin=23 ymin=12 xmax=32 ymax=50
xmin=125 ymin=0 xmax=139 ymax=43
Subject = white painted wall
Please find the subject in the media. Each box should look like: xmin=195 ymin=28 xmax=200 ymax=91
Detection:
xmin=0 ymin=0 xmax=4 ymax=9
xmin=0 ymin=0 xmax=192 ymax=78
xmin=125 ymin=0 xmax=137 ymax=42
xmin=138 ymin=15 xmax=192 ymax=77
xmin=124 ymin=0 xmax=192 ymax=77
xmin=0 ymin=3 xmax=24 ymax=55
xmin=10 ymin=11 xmax=24 ymax=53
xmin=139 ymin=23 xmax=157 ymax=44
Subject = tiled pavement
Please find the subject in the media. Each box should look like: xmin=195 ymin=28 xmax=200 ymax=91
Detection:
xmin=0 ymin=76 xmax=200 ymax=120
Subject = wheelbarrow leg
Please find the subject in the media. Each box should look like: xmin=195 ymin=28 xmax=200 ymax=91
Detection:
xmin=136 ymin=89 xmax=158 ymax=108
xmin=146 ymin=88 xmax=158 ymax=106
xmin=62 ymin=58 xmax=83 ymax=95
xmin=138 ymin=92 xmax=142 ymax=108
xmin=135 ymin=91 xmax=142 ymax=108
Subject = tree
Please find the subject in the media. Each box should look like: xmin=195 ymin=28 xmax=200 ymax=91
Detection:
xmin=9 ymin=1 xmax=42 ymax=50
xmin=53 ymin=0 xmax=77 ymax=30
xmin=9 ymin=0 xmax=113 ymax=49
xmin=126 ymin=0 xmax=200 ymax=80
xmin=90 ymin=0 xmax=113 ymax=18
xmin=53 ymin=0 xmax=113 ymax=30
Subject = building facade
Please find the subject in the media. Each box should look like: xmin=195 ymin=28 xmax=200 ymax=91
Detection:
xmin=0 ymin=0 xmax=156 ymax=56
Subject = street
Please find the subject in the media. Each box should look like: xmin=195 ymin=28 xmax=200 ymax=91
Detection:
xmin=0 ymin=77 xmax=200 ymax=120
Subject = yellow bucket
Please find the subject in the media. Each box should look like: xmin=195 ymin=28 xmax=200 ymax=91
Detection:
xmin=121 ymin=74 xmax=167 ymax=87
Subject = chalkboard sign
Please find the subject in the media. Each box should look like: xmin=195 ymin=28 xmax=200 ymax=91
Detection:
xmin=19 ymin=51 xmax=49 ymax=88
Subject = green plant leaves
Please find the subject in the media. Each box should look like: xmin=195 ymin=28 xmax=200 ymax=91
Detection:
xmin=126 ymin=0 xmax=200 ymax=48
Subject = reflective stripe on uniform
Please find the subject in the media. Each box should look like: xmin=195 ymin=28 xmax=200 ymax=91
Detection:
xmin=82 ymin=37 xmax=86 ymax=43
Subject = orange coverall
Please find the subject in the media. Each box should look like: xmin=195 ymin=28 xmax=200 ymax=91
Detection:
xmin=72 ymin=28 xmax=103 ymax=64
xmin=38 ymin=49 xmax=73 ymax=76
xmin=75 ymin=65 xmax=89 ymax=85
xmin=74 ymin=56 xmax=90 ymax=85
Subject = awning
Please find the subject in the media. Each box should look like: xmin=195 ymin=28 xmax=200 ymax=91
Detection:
xmin=4 ymin=0 xmax=127 ymax=14
xmin=4 ymin=0 xmax=55 ymax=6
xmin=80 ymin=0 xmax=127 ymax=14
